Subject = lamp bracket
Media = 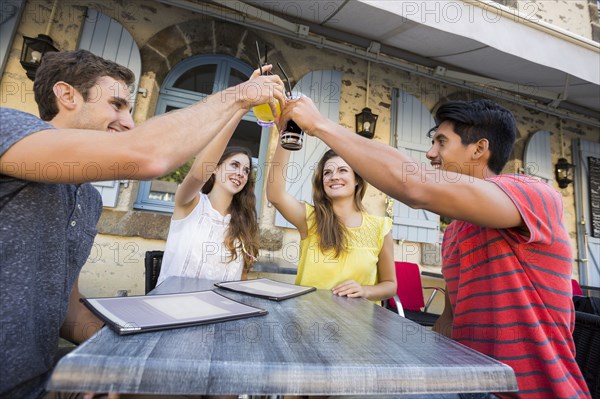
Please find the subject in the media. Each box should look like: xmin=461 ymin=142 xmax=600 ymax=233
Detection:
xmin=434 ymin=66 xmax=447 ymax=76
xmin=367 ymin=41 xmax=381 ymax=56
xmin=296 ymin=24 xmax=310 ymax=37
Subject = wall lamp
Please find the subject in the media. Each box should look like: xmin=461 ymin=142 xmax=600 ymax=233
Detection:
xmin=554 ymin=119 xmax=574 ymax=189
xmin=555 ymin=157 xmax=574 ymax=189
xmin=355 ymin=107 xmax=378 ymax=139
xmin=356 ymin=60 xmax=378 ymax=139
xmin=20 ymin=0 xmax=60 ymax=81
xmin=20 ymin=34 xmax=58 ymax=81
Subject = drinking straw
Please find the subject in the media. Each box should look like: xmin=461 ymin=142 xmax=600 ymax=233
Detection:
xmin=277 ymin=62 xmax=293 ymax=97
xmin=264 ymin=44 xmax=268 ymax=65
xmin=255 ymin=41 xmax=263 ymax=75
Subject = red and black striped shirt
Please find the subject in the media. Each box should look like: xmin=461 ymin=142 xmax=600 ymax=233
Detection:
xmin=442 ymin=174 xmax=590 ymax=399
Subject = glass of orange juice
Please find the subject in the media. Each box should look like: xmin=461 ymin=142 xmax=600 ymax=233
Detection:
xmin=252 ymin=100 xmax=281 ymax=127
xmin=252 ymin=41 xmax=282 ymax=127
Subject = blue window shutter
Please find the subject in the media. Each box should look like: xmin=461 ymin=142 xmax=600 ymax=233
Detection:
xmin=573 ymin=139 xmax=600 ymax=287
xmin=0 ymin=0 xmax=25 ymax=76
xmin=274 ymin=70 xmax=341 ymax=228
xmin=78 ymin=8 xmax=141 ymax=207
xmin=390 ymin=89 xmax=440 ymax=244
xmin=523 ymin=131 xmax=553 ymax=183
xmin=90 ymin=180 xmax=122 ymax=208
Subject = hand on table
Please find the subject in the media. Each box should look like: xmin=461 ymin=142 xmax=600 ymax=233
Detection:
xmin=332 ymin=280 xmax=367 ymax=298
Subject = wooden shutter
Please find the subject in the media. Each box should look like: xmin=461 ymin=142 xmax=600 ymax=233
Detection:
xmin=78 ymin=8 xmax=141 ymax=207
xmin=0 ymin=0 xmax=25 ymax=76
xmin=391 ymin=89 xmax=440 ymax=244
xmin=523 ymin=130 xmax=553 ymax=183
xmin=574 ymin=139 xmax=600 ymax=287
xmin=274 ymin=70 xmax=342 ymax=228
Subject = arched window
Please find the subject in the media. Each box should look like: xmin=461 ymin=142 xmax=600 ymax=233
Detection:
xmin=134 ymin=55 xmax=268 ymax=216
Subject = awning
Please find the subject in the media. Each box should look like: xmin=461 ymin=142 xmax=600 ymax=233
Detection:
xmin=351 ymin=0 xmax=599 ymax=114
xmin=163 ymin=0 xmax=600 ymax=120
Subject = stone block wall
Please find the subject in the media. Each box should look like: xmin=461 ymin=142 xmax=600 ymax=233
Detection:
xmin=494 ymin=0 xmax=595 ymax=39
xmin=1 ymin=0 xmax=598 ymax=295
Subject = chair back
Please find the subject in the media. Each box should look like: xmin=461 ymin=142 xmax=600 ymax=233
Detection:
xmin=145 ymin=250 xmax=164 ymax=294
xmin=573 ymin=311 xmax=600 ymax=398
xmin=572 ymin=279 xmax=584 ymax=296
xmin=390 ymin=261 xmax=425 ymax=311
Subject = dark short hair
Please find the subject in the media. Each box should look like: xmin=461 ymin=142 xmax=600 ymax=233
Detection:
xmin=433 ymin=99 xmax=517 ymax=174
xmin=34 ymin=49 xmax=135 ymax=121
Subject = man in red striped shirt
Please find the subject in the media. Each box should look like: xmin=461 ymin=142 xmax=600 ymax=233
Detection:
xmin=426 ymin=102 xmax=589 ymax=399
xmin=282 ymin=98 xmax=590 ymax=399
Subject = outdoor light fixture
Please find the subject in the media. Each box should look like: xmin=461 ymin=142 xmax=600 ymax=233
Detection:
xmin=355 ymin=60 xmax=378 ymax=139
xmin=20 ymin=34 xmax=58 ymax=81
xmin=355 ymin=107 xmax=378 ymax=139
xmin=555 ymin=157 xmax=574 ymax=189
xmin=20 ymin=0 xmax=59 ymax=81
xmin=554 ymin=119 xmax=574 ymax=189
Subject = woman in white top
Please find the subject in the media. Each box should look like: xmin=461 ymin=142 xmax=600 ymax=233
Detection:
xmin=156 ymin=66 xmax=283 ymax=287
xmin=157 ymin=145 xmax=260 ymax=285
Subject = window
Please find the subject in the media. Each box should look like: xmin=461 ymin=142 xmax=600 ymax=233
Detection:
xmin=134 ymin=55 xmax=269 ymax=216
xmin=173 ymin=64 xmax=217 ymax=94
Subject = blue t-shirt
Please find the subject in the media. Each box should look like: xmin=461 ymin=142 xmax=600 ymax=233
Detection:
xmin=0 ymin=108 xmax=103 ymax=398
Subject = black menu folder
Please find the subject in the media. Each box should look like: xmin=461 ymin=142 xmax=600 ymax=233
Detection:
xmin=81 ymin=290 xmax=268 ymax=335
xmin=215 ymin=278 xmax=316 ymax=301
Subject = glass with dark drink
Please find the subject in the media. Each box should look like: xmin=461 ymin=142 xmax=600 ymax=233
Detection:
xmin=276 ymin=62 xmax=304 ymax=151
xmin=281 ymin=113 xmax=304 ymax=151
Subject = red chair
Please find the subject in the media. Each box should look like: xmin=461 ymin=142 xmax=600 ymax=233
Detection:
xmin=572 ymin=279 xmax=584 ymax=296
xmin=387 ymin=261 xmax=445 ymax=326
xmin=573 ymin=311 xmax=600 ymax=398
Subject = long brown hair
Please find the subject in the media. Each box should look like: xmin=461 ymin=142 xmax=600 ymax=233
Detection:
xmin=311 ymin=150 xmax=367 ymax=258
xmin=202 ymin=147 xmax=259 ymax=269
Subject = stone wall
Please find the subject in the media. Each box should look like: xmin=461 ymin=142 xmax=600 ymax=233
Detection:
xmin=494 ymin=0 xmax=595 ymax=39
xmin=1 ymin=0 xmax=598 ymax=295
xmin=590 ymin=0 xmax=600 ymax=41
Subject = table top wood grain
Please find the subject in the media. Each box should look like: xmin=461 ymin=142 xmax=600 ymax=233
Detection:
xmin=48 ymin=277 xmax=517 ymax=396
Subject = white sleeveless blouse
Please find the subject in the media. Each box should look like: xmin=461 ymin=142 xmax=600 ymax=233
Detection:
xmin=157 ymin=193 xmax=243 ymax=285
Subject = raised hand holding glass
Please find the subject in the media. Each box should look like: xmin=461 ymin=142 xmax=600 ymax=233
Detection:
xmin=277 ymin=63 xmax=304 ymax=151
xmin=252 ymin=42 xmax=281 ymax=127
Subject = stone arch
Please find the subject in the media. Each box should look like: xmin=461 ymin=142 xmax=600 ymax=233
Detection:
xmin=139 ymin=16 xmax=292 ymax=89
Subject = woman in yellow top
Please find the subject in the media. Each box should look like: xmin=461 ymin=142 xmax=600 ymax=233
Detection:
xmin=267 ymin=143 xmax=396 ymax=301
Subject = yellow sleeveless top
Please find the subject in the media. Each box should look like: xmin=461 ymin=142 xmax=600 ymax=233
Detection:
xmin=296 ymin=203 xmax=392 ymax=289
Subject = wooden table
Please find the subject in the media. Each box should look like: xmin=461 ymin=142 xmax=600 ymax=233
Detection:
xmin=48 ymin=277 xmax=517 ymax=396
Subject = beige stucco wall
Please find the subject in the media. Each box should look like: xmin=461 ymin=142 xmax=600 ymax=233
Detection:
xmin=509 ymin=0 xmax=594 ymax=38
xmin=78 ymin=235 xmax=164 ymax=297
xmin=2 ymin=0 xmax=598 ymax=297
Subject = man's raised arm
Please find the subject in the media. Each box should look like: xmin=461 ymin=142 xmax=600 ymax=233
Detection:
xmin=1 ymin=71 xmax=285 ymax=183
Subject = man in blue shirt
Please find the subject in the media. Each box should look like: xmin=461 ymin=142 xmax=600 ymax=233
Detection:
xmin=0 ymin=49 xmax=285 ymax=398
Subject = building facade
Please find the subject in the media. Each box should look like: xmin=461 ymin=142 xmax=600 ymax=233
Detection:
xmin=1 ymin=0 xmax=599 ymax=297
